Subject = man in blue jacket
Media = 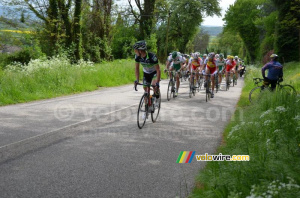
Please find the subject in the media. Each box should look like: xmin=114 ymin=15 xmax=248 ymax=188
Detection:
xmin=262 ymin=54 xmax=283 ymax=90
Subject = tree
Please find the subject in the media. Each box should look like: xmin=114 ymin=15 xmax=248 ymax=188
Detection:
xmin=224 ymin=0 xmax=260 ymax=63
xmin=20 ymin=11 xmax=25 ymax=23
xmin=128 ymin=0 xmax=156 ymax=39
xmin=193 ymin=28 xmax=210 ymax=53
xmin=272 ymin=0 xmax=300 ymax=62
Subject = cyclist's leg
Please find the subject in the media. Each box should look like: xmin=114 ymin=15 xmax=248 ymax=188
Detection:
xmin=205 ymin=66 xmax=209 ymax=87
xmin=147 ymin=71 xmax=157 ymax=97
xmin=190 ymin=66 xmax=195 ymax=85
xmin=175 ymin=65 xmax=180 ymax=93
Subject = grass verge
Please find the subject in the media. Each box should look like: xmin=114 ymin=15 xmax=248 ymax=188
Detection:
xmin=190 ymin=62 xmax=300 ymax=198
xmin=0 ymin=57 xmax=167 ymax=106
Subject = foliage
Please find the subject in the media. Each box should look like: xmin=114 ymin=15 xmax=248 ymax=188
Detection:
xmin=111 ymin=15 xmax=138 ymax=59
xmin=224 ymin=0 xmax=260 ymax=63
xmin=191 ymin=63 xmax=300 ymax=197
xmin=0 ymin=56 xmax=168 ymax=105
xmin=193 ymin=28 xmax=210 ymax=54
xmin=271 ymin=0 xmax=300 ymax=62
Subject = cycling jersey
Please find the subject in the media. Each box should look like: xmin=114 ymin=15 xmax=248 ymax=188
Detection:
xmin=205 ymin=59 xmax=217 ymax=74
xmin=262 ymin=60 xmax=283 ymax=80
xmin=168 ymin=55 xmax=185 ymax=71
xmin=226 ymin=60 xmax=236 ymax=72
xmin=217 ymin=58 xmax=226 ymax=71
xmin=234 ymin=59 xmax=239 ymax=70
xmin=135 ymin=52 xmax=159 ymax=74
xmin=189 ymin=57 xmax=203 ymax=70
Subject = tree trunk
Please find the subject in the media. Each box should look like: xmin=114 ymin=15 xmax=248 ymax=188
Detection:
xmin=74 ymin=0 xmax=83 ymax=60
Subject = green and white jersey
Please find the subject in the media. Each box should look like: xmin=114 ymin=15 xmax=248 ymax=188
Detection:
xmin=167 ymin=55 xmax=185 ymax=67
xmin=217 ymin=58 xmax=226 ymax=70
xmin=135 ymin=52 xmax=159 ymax=74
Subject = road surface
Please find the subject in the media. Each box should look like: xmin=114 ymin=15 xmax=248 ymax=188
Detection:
xmin=0 ymin=77 xmax=244 ymax=197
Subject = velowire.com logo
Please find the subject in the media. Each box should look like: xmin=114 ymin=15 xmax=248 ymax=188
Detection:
xmin=177 ymin=151 xmax=250 ymax=163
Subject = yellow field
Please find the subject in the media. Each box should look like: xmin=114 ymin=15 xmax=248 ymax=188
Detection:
xmin=0 ymin=30 xmax=34 ymax=34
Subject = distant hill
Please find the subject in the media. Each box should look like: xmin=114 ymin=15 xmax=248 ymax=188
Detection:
xmin=201 ymin=26 xmax=223 ymax=36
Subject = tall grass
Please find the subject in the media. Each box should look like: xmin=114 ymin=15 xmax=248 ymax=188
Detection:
xmin=191 ymin=62 xmax=300 ymax=198
xmin=0 ymin=56 xmax=167 ymax=106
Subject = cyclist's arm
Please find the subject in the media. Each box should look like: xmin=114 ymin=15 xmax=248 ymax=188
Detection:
xmin=135 ymin=62 xmax=140 ymax=82
xmin=261 ymin=63 xmax=270 ymax=78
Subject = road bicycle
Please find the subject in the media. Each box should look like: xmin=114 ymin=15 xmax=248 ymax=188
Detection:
xmin=204 ymin=74 xmax=212 ymax=102
xmin=167 ymin=70 xmax=179 ymax=101
xmin=249 ymin=78 xmax=296 ymax=103
xmin=197 ymin=72 xmax=204 ymax=92
xmin=232 ymin=72 xmax=237 ymax=87
xmin=134 ymin=83 xmax=161 ymax=129
xmin=189 ymin=71 xmax=200 ymax=98
xmin=225 ymin=72 xmax=232 ymax=91
xmin=214 ymin=72 xmax=219 ymax=93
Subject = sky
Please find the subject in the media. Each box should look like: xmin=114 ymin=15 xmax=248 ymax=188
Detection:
xmin=202 ymin=0 xmax=236 ymax=26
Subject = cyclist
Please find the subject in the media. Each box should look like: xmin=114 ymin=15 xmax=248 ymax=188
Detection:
xmin=182 ymin=54 xmax=190 ymax=78
xmin=217 ymin=53 xmax=226 ymax=87
xmin=204 ymin=52 xmax=217 ymax=98
xmin=234 ymin=56 xmax=240 ymax=83
xmin=225 ymin=55 xmax=236 ymax=86
xmin=167 ymin=51 xmax=185 ymax=97
xmin=188 ymin=52 xmax=203 ymax=90
xmin=262 ymin=54 xmax=283 ymax=91
xmin=133 ymin=40 xmax=160 ymax=98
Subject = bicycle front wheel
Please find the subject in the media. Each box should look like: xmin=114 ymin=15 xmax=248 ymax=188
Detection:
xmin=151 ymin=93 xmax=161 ymax=123
xmin=167 ymin=80 xmax=172 ymax=101
xmin=137 ymin=95 xmax=147 ymax=129
xmin=249 ymin=86 xmax=270 ymax=103
xmin=215 ymin=75 xmax=219 ymax=93
xmin=206 ymin=81 xmax=211 ymax=102
xmin=199 ymin=77 xmax=204 ymax=90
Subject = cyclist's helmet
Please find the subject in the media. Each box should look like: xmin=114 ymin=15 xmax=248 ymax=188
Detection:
xmin=234 ymin=56 xmax=238 ymax=60
xmin=203 ymin=54 xmax=207 ymax=58
xmin=208 ymin=52 xmax=215 ymax=59
xmin=172 ymin=51 xmax=181 ymax=59
xmin=227 ymin=55 xmax=233 ymax=59
xmin=193 ymin=53 xmax=199 ymax=59
xmin=133 ymin=40 xmax=147 ymax=50
xmin=219 ymin=53 xmax=224 ymax=59
xmin=215 ymin=54 xmax=219 ymax=59
xmin=270 ymin=54 xmax=278 ymax=59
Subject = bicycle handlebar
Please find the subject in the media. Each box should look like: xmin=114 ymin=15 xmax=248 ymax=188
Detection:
xmin=134 ymin=83 xmax=158 ymax=91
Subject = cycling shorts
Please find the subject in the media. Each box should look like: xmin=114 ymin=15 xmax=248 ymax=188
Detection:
xmin=226 ymin=65 xmax=234 ymax=72
xmin=171 ymin=63 xmax=181 ymax=71
xmin=143 ymin=71 xmax=157 ymax=86
xmin=206 ymin=66 xmax=217 ymax=75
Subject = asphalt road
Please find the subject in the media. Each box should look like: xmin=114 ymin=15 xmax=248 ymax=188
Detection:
xmin=0 ymin=77 xmax=244 ymax=198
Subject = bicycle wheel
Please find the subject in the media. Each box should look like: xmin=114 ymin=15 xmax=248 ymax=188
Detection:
xmin=280 ymin=85 xmax=297 ymax=97
xmin=233 ymin=75 xmax=236 ymax=87
xmin=226 ymin=76 xmax=229 ymax=91
xmin=193 ymin=78 xmax=196 ymax=96
xmin=137 ymin=95 xmax=147 ymax=129
xmin=199 ymin=76 xmax=204 ymax=90
xmin=167 ymin=80 xmax=172 ymax=101
xmin=189 ymin=78 xmax=193 ymax=98
xmin=215 ymin=75 xmax=219 ymax=93
xmin=206 ymin=80 xmax=211 ymax=102
xmin=249 ymin=86 xmax=270 ymax=103
xmin=151 ymin=93 xmax=161 ymax=123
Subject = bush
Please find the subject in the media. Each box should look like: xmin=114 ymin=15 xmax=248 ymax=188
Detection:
xmin=4 ymin=45 xmax=45 ymax=66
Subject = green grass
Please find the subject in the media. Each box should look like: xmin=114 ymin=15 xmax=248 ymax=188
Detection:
xmin=0 ymin=57 xmax=167 ymax=106
xmin=190 ymin=62 xmax=300 ymax=198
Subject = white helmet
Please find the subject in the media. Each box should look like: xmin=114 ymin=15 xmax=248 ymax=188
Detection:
xmin=235 ymin=56 xmax=238 ymax=59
